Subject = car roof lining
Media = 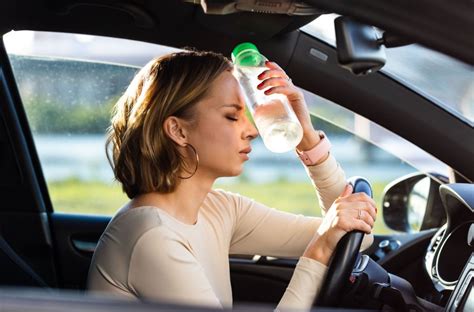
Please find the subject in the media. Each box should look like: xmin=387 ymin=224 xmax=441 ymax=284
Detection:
xmin=1 ymin=0 xmax=473 ymax=65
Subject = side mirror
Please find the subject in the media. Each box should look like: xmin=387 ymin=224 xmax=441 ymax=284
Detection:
xmin=382 ymin=172 xmax=448 ymax=233
xmin=334 ymin=16 xmax=386 ymax=76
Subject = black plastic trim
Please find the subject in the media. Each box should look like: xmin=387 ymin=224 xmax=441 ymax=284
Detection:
xmin=287 ymin=32 xmax=474 ymax=181
xmin=305 ymin=0 xmax=473 ymax=65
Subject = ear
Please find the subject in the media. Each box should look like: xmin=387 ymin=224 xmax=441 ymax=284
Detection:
xmin=163 ymin=116 xmax=188 ymax=146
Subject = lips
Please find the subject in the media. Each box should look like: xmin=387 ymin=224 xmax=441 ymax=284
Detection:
xmin=239 ymin=147 xmax=251 ymax=161
xmin=239 ymin=147 xmax=252 ymax=154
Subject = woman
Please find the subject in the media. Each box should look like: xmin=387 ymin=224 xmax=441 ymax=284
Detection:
xmin=87 ymin=49 xmax=377 ymax=310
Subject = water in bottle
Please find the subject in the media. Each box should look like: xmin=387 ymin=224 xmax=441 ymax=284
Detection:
xmin=231 ymin=43 xmax=303 ymax=153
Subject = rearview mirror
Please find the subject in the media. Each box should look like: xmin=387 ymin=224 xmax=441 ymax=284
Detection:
xmin=382 ymin=172 xmax=448 ymax=233
xmin=334 ymin=16 xmax=386 ymax=76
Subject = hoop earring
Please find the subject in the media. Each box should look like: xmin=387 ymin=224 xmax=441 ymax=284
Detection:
xmin=178 ymin=143 xmax=199 ymax=179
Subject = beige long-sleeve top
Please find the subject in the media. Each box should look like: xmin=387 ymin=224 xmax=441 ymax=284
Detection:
xmin=87 ymin=155 xmax=372 ymax=310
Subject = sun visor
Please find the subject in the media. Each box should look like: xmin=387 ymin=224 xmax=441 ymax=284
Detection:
xmin=187 ymin=0 xmax=322 ymax=15
xmin=188 ymin=0 xmax=323 ymax=39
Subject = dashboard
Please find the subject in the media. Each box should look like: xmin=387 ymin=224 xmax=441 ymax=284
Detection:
xmin=426 ymin=223 xmax=474 ymax=291
xmin=426 ymin=184 xmax=474 ymax=311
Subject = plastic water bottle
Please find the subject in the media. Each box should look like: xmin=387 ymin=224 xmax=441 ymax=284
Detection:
xmin=231 ymin=42 xmax=303 ymax=153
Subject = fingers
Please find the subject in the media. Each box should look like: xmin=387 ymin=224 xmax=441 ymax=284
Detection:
xmin=353 ymin=219 xmax=373 ymax=234
xmin=262 ymin=85 xmax=298 ymax=97
xmin=256 ymin=77 xmax=289 ymax=91
xmin=340 ymin=183 xmax=353 ymax=197
xmin=258 ymin=68 xmax=290 ymax=81
xmin=258 ymin=60 xmax=290 ymax=82
xmin=343 ymin=192 xmax=377 ymax=211
xmin=339 ymin=209 xmax=373 ymax=234
xmin=256 ymin=64 xmax=296 ymax=97
xmin=257 ymin=61 xmax=307 ymax=108
xmin=350 ymin=201 xmax=377 ymax=223
xmin=263 ymin=60 xmax=284 ymax=71
xmin=317 ymin=190 xmax=376 ymax=252
xmin=355 ymin=209 xmax=375 ymax=228
xmin=335 ymin=201 xmax=376 ymax=233
xmin=343 ymin=201 xmax=375 ymax=222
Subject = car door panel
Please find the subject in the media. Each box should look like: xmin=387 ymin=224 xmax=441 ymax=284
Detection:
xmin=49 ymin=213 xmax=109 ymax=289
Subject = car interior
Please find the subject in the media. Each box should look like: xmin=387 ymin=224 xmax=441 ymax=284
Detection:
xmin=0 ymin=1 xmax=473 ymax=311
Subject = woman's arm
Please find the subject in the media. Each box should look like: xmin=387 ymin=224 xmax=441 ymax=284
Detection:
xmin=227 ymin=191 xmax=322 ymax=258
xmin=226 ymin=153 xmax=346 ymax=257
xmin=303 ymin=153 xmax=347 ymax=215
xmin=244 ymin=61 xmax=375 ymax=310
xmin=257 ymin=61 xmax=345 ymax=215
xmin=223 ymin=182 xmax=376 ymax=310
xmin=225 ymin=173 xmax=373 ymax=257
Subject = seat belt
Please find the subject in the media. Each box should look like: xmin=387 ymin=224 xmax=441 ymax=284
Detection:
xmin=0 ymin=235 xmax=50 ymax=288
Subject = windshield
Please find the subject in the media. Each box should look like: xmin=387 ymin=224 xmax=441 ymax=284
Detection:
xmin=301 ymin=14 xmax=474 ymax=125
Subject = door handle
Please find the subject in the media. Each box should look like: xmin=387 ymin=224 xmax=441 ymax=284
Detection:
xmin=71 ymin=239 xmax=97 ymax=253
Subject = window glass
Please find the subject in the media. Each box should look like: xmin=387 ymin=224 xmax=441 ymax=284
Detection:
xmin=301 ymin=14 xmax=474 ymax=124
xmin=3 ymin=31 xmax=176 ymax=215
xmin=5 ymin=55 xmax=135 ymax=215
xmin=297 ymin=90 xmax=449 ymax=234
xmin=4 ymin=31 xmax=444 ymax=235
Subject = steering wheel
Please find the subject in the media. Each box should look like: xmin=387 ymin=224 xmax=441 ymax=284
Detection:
xmin=315 ymin=176 xmax=373 ymax=307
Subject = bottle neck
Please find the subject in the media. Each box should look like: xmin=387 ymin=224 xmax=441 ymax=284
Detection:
xmin=234 ymin=49 xmax=266 ymax=67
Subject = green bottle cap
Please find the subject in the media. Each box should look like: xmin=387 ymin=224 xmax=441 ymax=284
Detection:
xmin=231 ymin=42 xmax=263 ymax=66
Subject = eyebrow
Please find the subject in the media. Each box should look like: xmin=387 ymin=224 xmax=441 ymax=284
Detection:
xmin=220 ymin=103 xmax=244 ymax=111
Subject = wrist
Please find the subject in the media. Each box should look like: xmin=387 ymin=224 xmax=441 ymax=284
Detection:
xmin=296 ymin=130 xmax=331 ymax=166
xmin=297 ymin=129 xmax=320 ymax=151
xmin=303 ymin=237 xmax=332 ymax=266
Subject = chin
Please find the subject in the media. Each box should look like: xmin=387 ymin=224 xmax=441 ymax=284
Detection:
xmin=228 ymin=169 xmax=243 ymax=177
xmin=221 ymin=165 xmax=244 ymax=177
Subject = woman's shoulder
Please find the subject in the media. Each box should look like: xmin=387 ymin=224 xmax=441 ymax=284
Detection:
xmin=206 ymin=189 xmax=257 ymax=220
xmin=111 ymin=206 xmax=162 ymax=227
xmin=206 ymin=188 xmax=242 ymax=210
xmin=111 ymin=206 xmax=189 ymax=238
xmin=99 ymin=207 xmax=167 ymax=248
xmin=208 ymin=188 xmax=246 ymax=202
xmin=208 ymin=188 xmax=256 ymax=206
xmin=91 ymin=208 xmax=173 ymax=274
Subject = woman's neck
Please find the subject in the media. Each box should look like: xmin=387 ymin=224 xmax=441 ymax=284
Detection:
xmin=130 ymin=173 xmax=215 ymax=225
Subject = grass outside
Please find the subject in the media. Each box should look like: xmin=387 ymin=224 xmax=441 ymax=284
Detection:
xmin=48 ymin=179 xmax=392 ymax=234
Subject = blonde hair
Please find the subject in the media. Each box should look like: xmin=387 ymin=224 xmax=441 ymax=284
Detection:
xmin=106 ymin=50 xmax=233 ymax=198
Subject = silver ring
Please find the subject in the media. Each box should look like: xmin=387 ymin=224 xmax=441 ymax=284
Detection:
xmin=357 ymin=209 xmax=363 ymax=220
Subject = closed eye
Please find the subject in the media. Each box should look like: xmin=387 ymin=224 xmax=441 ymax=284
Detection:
xmin=226 ymin=116 xmax=238 ymax=121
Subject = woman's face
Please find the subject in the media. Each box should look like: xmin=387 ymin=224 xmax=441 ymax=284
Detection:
xmin=186 ymin=69 xmax=258 ymax=179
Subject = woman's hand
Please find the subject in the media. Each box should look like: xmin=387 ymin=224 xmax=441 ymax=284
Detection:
xmin=303 ymin=184 xmax=377 ymax=265
xmin=257 ymin=61 xmax=321 ymax=152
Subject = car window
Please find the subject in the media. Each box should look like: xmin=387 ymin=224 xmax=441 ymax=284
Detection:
xmin=301 ymin=14 xmax=474 ymax=125
xmin=3 ymin=31 xmax=444 ymax=235
xmin=3 ymin=31 xmax=175 ymax=215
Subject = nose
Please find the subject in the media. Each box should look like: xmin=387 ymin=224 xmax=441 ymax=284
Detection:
xmin=243 ymin=116 xmax=259 ymax=140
